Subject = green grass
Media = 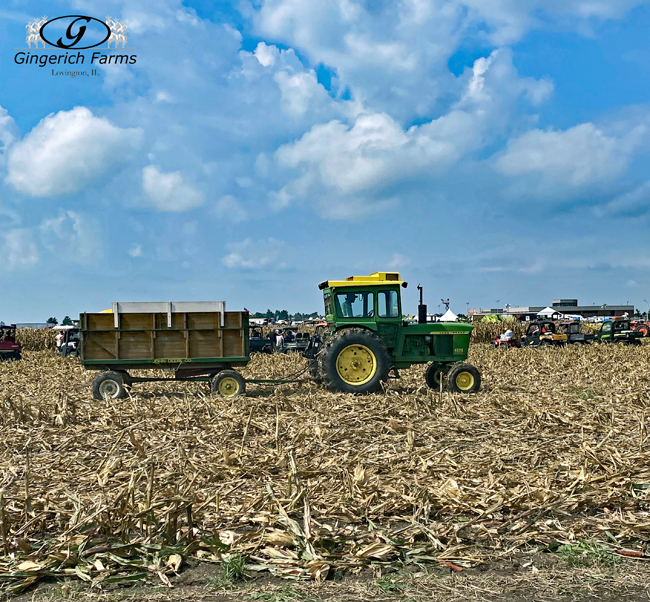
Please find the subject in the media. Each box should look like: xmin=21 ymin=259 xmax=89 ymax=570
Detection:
xmin=375 ymin=574 xmax=407 ymax=595
xmin=558 ymin=541 xmax=623 ymax=567
xmin=248 ymin=585 xmax=311 ymax=602
xmin=208 ymin=553 xmax=248 ymax=590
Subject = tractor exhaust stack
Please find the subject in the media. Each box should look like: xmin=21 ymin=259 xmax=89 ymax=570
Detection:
xmin=417 ymin=285 xmax=427 ymax=324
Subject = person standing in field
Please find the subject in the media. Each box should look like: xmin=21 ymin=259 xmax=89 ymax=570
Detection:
xmin=55 ymin=330 xmax=64 ymax=350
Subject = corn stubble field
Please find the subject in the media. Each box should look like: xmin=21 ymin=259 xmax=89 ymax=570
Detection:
xmin=2 ymin=328 xmax=650 ymax=599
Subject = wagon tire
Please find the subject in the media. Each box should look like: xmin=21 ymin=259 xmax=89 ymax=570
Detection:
xmin=92 ymin=371 xmax=127 ymax=400
xmin=447 ymin=364 xmax=481 ymax=394
xmin=320 ymin=328 xmax=389 ymax=394
xmin=212 ymin=370 xmax=246 ymax=398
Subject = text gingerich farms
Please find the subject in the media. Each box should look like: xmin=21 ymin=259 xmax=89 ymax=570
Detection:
xmin=14 ymin=51 xmax=136 ymax=67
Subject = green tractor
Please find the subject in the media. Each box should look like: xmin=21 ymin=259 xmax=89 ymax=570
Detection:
xmin=309 ymin=272 xmax=480 ymax=394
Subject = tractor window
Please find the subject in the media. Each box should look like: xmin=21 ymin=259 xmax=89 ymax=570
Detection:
xmin=335 ymin=292 xmax=374 ymax=318
xmin=601 ymin=322 xmax=612 ymax=333
xmin=378 ymin=290 xmax=399 ymax=318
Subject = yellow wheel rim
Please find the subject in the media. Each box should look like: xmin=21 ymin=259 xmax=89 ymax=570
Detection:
xmin=455 ymin=371 xmax=475 ymax=391
xmin=218 ymin=376 xmax=240 ymax=397
xmin=336 ymin=344 xmax=377 ymax=386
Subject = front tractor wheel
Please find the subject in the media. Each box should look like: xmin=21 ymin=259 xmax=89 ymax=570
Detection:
xmin=212 ymin=370 xmax=246 ymax=398
xmin=320 ymin=329 xmax=390 ymax=394
xmin=447 ymin=364 xmax=481 ymax=394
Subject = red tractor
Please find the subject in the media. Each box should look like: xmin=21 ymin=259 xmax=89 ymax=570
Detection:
xmin=0 ymin=324 xmax=22 ymax=361
xmin=631 ymin=320 xmax=650 ymax=337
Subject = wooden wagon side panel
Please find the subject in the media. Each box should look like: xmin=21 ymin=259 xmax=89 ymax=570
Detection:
xmin=81 ymin=308 xmax=248 ymax=363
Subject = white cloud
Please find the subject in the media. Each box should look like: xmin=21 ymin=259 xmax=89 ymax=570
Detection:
xmin=252 ymin=0 xmax=628 ymax=117
xmin=273 ymin=50 xmax=550 ymax=218
xmin=254 ymin=42 xmax=278 ymax=67
xmin=627 ymin=279 xmax=638 ymax=287
xmin=274 ymin=70 xmax=323 ymax=118
xmin=142 ymin=165 xmax=205 ymax=212
xmin=495 ymin=121 xmax=647 ymax=199
xmin=40 ymin=210 xmax=103 ymax=264
xmin=599 ymin=181 xmax=650 ymax=217
xmin=213 ymin=195 xmax=248 ymax=223
xmin=0 ymin=105 xmax=18 ymax=165
xmin=128 ymin=244 xmax=143 ymax=258
xmin=6 ymin=107 xmax=142 ymax=197
xmin=388 ymin=253 xmax=410 ymax=269
xmin=1 ymin=229 xmax=39 ymax=270
xmin=222 ymin=238 xmax=287 ymax=269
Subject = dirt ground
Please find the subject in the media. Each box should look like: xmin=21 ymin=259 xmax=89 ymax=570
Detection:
xmin=13 ymin=554 xmax=650 ymax=602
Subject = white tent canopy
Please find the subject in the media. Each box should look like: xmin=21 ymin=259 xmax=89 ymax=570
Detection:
xmin=439 ymin=308 xmax=458 ymax=322
xmin=537 ymin=307 xmax=557 ymax=317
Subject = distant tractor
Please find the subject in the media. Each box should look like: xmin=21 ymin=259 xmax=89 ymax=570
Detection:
xmin=54 ymin=325 xmax=80 ymax=357
xmin=312 ymin=273 xmax=480 ymax=394
xmin=631 ymin=320 xmax=650 ymax=337
xmin=521 ymin=320 xmax=568 ymax=347
xmin=595 ymin=318 xmax=643 ymax=345
xmin=0 ymin=325 xmax=22 ymax=361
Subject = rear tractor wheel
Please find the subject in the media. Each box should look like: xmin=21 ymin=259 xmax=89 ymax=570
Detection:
xmin=635 ymin=325 xmax=649 ymax=337
xmin=212 ymin=370 xmax=246 ymax=398
xmin=320 ymin=328 xmax=390 ymax=394
xmin=447 ymin=364 xmax=481 ymax=394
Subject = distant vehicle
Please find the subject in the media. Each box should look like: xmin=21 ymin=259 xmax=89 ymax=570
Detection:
xmin=630 ymin=320 xmax=650 ymax=337
xmin=595 ymin=318 xmax=643 ymax=345
xmin=490 ymin=336 xmax=521 ymax=349
xmin=279 ymin=329 xmax=310 ymax=354
xmin=249 ymin=326 xmax=273 ymax=354
xmin=0 ymin=324 xmax=22 ymax=361
xmin=562 ymin=322 xmax=594 ymax=345
xmin=54 ymin=325 xmax=80 ymax=357
xmin=521 ymin=320 xmax=568 ymax=347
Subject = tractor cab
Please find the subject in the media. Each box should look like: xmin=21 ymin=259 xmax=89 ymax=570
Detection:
xmin=315 ymin=273 xmax=479 ymax=394
xmin=0 ymin=324 xmax=22 ymax=361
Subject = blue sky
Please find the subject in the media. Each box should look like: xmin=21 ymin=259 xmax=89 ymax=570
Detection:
xmin=1 ymin=0 xmax=650 ymax=322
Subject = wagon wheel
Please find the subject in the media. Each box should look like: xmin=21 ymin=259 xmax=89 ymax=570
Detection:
xmin=212 ymin=370 xmax=246 ymax=398
xmin=92 ymin=371 xmax=127 ymax=400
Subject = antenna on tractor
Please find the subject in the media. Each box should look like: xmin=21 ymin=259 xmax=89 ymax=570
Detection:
xmin=417 ymin=284 xmax=427 ymax=324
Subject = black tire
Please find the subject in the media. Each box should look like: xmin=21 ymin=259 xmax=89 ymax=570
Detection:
xmin=92 ymin=371 xmax=127 ymax=400
xmin=212 ymin=370 xmax=246 ymax=398
xmin=320 ymin=328 xmax=390 ymax=394
xmin=447 ymin=364 xmax=481 ymax=394
xmin=635 ymin=325 xmax=649 ymax=337
xmin=425 ymin=363 xmax=447 ymax=390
